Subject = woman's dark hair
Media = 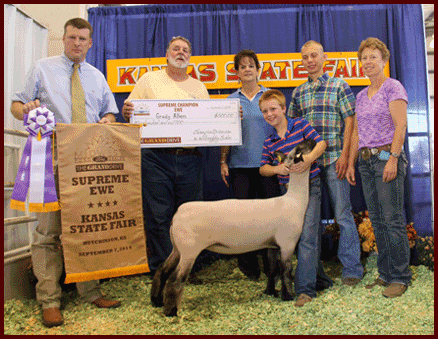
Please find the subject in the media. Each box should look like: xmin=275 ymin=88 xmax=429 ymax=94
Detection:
xmin=234 ymin=49 xmax=260 ymax=71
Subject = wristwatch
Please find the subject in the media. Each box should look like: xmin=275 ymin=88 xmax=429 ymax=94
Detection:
xmin=390 ymin=152 xmax=400 ymax=158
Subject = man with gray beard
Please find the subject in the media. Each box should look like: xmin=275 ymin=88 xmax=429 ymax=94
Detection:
xmin=122 ymin=37 xmax=210 ymax=274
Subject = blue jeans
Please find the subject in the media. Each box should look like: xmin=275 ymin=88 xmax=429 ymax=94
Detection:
xmin=141 ymin=148 xmax=203 ymax=272
xmin=358 ymin=152 xmax=411 ymax=286
xmin=320 ymin=162 xmax=364 ymax=279
xmin=293 ymin=176 xmax=326 ymax=298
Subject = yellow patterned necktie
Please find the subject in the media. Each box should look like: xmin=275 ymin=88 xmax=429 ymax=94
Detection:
xmin=71 ymin=63 xmax=86 ymax=123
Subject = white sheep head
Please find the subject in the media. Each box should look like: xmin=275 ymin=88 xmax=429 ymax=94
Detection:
xmin=274 ymin=139 xmax=317 ymax=166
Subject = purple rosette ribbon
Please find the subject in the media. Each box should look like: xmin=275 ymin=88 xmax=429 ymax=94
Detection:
xmin=10 ymin=106 xmax=60 ymax=212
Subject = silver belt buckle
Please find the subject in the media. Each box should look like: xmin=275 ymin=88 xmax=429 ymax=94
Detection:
xmin=371 ymin=148 xmax=379 ymax=155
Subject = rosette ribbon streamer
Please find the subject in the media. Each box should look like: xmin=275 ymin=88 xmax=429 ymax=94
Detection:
xmin=10 ymin=106 xmax=60 ymax=212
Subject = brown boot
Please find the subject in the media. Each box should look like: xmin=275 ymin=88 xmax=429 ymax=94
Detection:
xmin=294 ymin=294 xmax=312 ymax=307
xmin=42 ymin=307 xmax=64 ymax=328
xmin=92 ymin=297 xmax=121 ymax=308
xmin=382 ymin=283 xmax=408 ymax=298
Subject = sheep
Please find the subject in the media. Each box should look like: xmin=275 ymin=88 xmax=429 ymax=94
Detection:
xmin=151 ymin=139 xmax=316 ymax=317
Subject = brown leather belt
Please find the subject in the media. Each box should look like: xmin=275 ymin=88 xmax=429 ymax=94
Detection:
xmin=360 ymin=144 xmax=391 ymax=160
xmin=154 ymin=148 xmax=202 ymax=156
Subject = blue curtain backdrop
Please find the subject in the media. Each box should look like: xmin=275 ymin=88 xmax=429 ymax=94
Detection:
xmin=88 ymin=4 xmax=432 ymax=236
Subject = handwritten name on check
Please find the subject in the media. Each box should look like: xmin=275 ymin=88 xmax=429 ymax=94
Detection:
xmin=130 ymin=99 xmax=242 ymax=148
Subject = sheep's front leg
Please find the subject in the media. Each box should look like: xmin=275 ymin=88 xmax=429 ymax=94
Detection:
xmin=263 ymin=248 xmax=280 ymax=297
xmin=279 ymin=249 xmax=295 ymax=301
xmin=151 ymin=250 xmax=180 ymax=307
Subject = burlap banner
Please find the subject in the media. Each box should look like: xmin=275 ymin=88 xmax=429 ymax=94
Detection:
xmin=56 ymin=123 xmax=149 ymax=283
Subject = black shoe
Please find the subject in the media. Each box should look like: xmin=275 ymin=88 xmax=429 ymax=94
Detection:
xmin=316 ymin=273 xmax=334 ymax=291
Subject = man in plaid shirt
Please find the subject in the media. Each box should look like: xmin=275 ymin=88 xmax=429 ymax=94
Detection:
xmin=288 ymin=41 xmax=364 ymax=288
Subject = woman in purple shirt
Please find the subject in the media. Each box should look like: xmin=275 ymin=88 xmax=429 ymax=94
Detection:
xmin=346 ymin=37 xmax=411 ymax=298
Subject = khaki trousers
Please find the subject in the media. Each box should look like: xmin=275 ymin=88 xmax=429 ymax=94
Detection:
xmin=32 ymin=210 xmax=102 ymax=309
xmin=32 ymin=151 xmax=102 ymax=309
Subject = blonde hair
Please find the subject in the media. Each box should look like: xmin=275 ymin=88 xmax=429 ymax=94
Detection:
xmin=259 ymin=89 xmax=286 ymax=109
xmin=301 ymin=40 xmax=324 ymax=54
xmin=357 ymin=37 xmax=390 ymax=61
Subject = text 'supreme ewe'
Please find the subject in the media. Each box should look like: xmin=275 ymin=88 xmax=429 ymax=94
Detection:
xmin=151 ymin=140 xmax=316 ymax=316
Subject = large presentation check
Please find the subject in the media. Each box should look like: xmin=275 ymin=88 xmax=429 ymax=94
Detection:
xmin=130 ymin=99 xmax=242 ymax=148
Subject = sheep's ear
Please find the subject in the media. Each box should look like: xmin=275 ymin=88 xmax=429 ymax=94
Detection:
xmin=304 ymin=139 xmax=316 ymax=153
xmin=274 ymin=151 xmax=286 ymax=163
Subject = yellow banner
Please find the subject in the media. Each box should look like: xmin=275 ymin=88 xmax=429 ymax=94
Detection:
xmin=107 ymin=52 xmax=390 ymax=93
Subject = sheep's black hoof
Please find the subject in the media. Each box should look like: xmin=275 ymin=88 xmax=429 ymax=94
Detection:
xmin=281 ymin=293 xmax=294 ymax=301
xmin=164 ymin=307 xmax=178 ymax=317
xmin=263 ymin=288 xmax=278 ymax=298
xmin=280 ymin=290 xmax=294 ymax=301
xmin=151 ymin=296 xmax=164 ymax=307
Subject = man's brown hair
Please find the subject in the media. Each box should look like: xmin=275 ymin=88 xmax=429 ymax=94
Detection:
xmin=64 ymin=18 xmax=93 ymax=38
